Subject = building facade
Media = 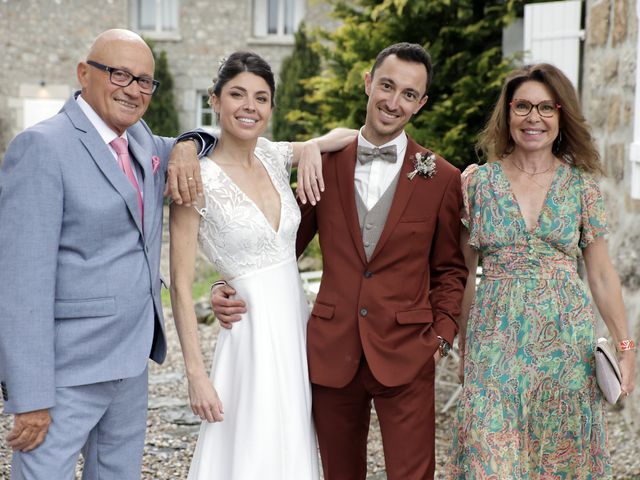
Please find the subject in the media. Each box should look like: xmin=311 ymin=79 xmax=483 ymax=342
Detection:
xmin=0 ymin=0 xmax=327 ymax=153
xmin=520 ymin=0 xmax=639 ymax=418
xmin=582 ymin=0 xmax=639 ymax=418
xmin=583 ymin=1 xmax=639 ymax=342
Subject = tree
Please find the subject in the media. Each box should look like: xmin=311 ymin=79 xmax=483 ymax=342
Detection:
xmin=143 ymin=39 xmax=180 ymax=137
xmin=272 ymin=24 xmax=321 ymax=142
xmin=293 ymin=0 xmax=520 ymax=168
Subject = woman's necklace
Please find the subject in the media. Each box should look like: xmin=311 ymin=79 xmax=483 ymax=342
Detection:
xmin=510 ymin=159 xmax=555 ymax=176
xmin=509 ymin=159 xmax=557 ymax=189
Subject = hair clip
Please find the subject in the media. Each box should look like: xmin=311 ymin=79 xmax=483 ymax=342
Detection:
xmin=218 ymin=57 xmax=227 ymax=73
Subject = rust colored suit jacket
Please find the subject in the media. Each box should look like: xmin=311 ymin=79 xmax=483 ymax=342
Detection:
xmin=296 ymin=136 xmax=467 ymax=389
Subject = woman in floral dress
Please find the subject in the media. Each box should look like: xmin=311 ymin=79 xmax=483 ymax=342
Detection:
xmin=448 ymin=63 xmax=636 ymax=479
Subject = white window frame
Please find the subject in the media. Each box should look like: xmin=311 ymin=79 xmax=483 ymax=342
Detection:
xmin=131 ymin=0 xmax=180 ymax=40
xmin=252 ymin=0 xmax=304 ymax=43
xmin=630 ymin=145 xmax=640 ymax=199
xmin=22 ymin=98 xmax=65 ymax=130
xmin=196 ymin=90 xmax=217 ymax=134
xmin=10 ymin=83 xmax=70 ymax=135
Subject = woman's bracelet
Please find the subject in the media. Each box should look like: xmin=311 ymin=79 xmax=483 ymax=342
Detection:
xmin=617 ymin=339 xmax=636 ymax=352
xmin=210 ymin=280 xmax=228 ymax=293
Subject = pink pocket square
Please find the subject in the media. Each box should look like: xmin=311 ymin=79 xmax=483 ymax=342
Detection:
xmin=152 ymin=156 xmax=161 ymax=174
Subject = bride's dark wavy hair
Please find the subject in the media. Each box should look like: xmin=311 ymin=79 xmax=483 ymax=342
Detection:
xmin=208 ymin=51 xmax=276 ymax=107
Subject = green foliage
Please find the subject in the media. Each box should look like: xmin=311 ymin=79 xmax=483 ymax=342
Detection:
xmin=273 ymin=24 xmax=321 ymax=142
xmin=143 ymin=39 xmax=180 ymax=137
xmin=302 ymin=234 xmax=322 ymax=262
xmin=161 ymin=268 xmax=220 ymax=309
xmin=283 ymin=0 xmax=519 ymax=168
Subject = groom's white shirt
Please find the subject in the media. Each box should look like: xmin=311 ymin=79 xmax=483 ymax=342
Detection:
xmin=355 ymin=128 xmax=407 ymax=210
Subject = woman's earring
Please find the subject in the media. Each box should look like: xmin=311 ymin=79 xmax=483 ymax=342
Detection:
xmin=553 ymin=131 xmax=563 ymax=154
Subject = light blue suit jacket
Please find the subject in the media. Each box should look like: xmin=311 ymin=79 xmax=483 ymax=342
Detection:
xmin=0 ymin=93 xmax=173 ymax=414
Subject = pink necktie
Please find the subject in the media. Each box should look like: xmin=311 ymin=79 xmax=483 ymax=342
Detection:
xmin=110 ymin=137 xmax=144 ymax=225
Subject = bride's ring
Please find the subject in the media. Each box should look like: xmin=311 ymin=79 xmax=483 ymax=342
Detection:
xmin=187 ymin=177 xmax=194 ymax=181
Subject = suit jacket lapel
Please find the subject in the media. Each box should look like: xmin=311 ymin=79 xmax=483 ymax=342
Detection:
xmin=64 ymin=97 xmax=144 ymax=236
xmin=128 ymin=135 xmax=155 ymax=236
xmin=336 ymin=140 xmax=367 ymax=265
xmin=369 ymin=136 xmax=421 ymax=262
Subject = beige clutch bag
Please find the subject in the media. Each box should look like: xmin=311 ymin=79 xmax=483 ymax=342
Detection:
xmin=595 ymin=337 xmax=622 ymax=404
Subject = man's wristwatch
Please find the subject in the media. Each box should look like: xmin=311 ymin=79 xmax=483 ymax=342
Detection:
xmin=175 ymin=133 xmax=204 ymax=155
xmin=437 ymin=336 xmax=451 ymax=358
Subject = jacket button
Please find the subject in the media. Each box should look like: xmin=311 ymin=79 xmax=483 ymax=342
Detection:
xmin=359 ymin=308 xmax=368 ymax=317
xmin=364 ymin=271 xmax=372 ymax=278
xmin=365 ymin=223 xmax=373 ymax=230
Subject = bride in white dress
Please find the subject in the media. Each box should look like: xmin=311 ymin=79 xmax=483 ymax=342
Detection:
xmin=169 ymin=52 xmax=355 ymax=480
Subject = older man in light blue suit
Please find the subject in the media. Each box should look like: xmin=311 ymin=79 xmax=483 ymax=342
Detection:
xmin=0 ymin=29 xmax=201 ymax=479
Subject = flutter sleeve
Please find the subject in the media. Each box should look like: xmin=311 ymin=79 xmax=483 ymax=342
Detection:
xmin=579 ymin=172 xmax=608 ymax=249
xmin=255 ymin=137 xmax=294 ymax=180
xmin=272 ymin=140 xmax=294 ymax=178
xmin=461 ymin=163 xmax=481 ymax=249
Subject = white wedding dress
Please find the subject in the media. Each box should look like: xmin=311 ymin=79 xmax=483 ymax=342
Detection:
xmin=187 ymin=138 xmax=320 ymax=480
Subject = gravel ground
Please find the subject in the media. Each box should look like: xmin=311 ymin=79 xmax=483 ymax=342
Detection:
xmin=1 ymin=312 xmax=639 ymax=478
xmin=2 ymin=212 xmax=639 ymax=478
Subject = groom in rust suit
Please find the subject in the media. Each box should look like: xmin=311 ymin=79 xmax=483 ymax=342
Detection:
xmin=212 ymin=43 xmax=467 ymax=479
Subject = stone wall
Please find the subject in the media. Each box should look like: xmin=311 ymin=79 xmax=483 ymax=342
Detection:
xmin=151 ymin=0 xmax=306 ymax=133
xmin=583 ymin=0 xmax=639 ymax=415
xmin=0 ymin=0 xmax=129 ymax=153
xmin=0 ymin=0 xmax=331 ymax=154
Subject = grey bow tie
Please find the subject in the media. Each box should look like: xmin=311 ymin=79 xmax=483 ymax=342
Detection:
xmin=356 ymin=145 xmax=398 ymax=164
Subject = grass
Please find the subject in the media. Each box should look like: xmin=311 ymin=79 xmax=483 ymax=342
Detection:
xmin=161 ymin=269 xmax=221 ymax=308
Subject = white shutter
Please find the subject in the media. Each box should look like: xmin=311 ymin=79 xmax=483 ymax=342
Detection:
xmin=253 ymin=0 xmax=268 ymax=37
xmin=524 ymin=0 xmax=584 ymax=87
xmin=293 ymin=0 xmax=305 ymax=32
xmin=161 ymin=0 xmax=179 ymax=31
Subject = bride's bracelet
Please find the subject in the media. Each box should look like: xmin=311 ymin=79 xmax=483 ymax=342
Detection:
xmin=617 ymin=339 xmax=636 ymax=352
xmin=210 ymin=280 xmax=228 ymax=293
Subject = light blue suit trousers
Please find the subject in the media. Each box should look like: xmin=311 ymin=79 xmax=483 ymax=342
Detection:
xmin=0 ymin=93 xmax=173 ymax=479
xmin=12 ymin=369 xmax=148 ymax=480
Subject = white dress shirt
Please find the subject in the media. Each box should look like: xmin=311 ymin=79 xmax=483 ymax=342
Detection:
xmin=355 ymin=129 xmax=407 ymax=210
xmin=77 ymin=95 xmax=141 ymax=187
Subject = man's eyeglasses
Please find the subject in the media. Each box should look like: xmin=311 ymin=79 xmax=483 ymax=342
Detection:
xmin=510 ymin=99 xmax=561 ymax=118
xmin=87 ymin=60 xmax=160 ymax=95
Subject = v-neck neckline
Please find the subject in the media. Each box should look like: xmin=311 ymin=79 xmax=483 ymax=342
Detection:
xmin=495 ymin=161 xmax=565 ymax=234
xmin=207 ymin=149 xmax=283 ymax=234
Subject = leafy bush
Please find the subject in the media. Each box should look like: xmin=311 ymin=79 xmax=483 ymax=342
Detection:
xmin=278 ymin=0 xmax=520 ymax=168
xmin=143 ymin=39 xmax=180 ymax=137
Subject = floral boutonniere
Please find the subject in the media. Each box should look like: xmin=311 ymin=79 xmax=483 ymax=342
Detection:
xmin=152 ymin=155 xmax=161 ymax=174
xmin=407 ymin=151 xmax=437 ymax=180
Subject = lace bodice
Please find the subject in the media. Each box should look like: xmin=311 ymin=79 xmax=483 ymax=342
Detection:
xmin=196 ymin=137 xmax=300 ymax=280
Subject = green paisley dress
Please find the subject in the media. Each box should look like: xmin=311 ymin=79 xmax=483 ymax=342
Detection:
xmin=447 ymin=162 xmax=611 ymax=479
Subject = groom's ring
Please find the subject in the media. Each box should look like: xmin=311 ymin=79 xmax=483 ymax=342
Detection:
xmin=187 ymin=177 xmax=194 ymax=181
